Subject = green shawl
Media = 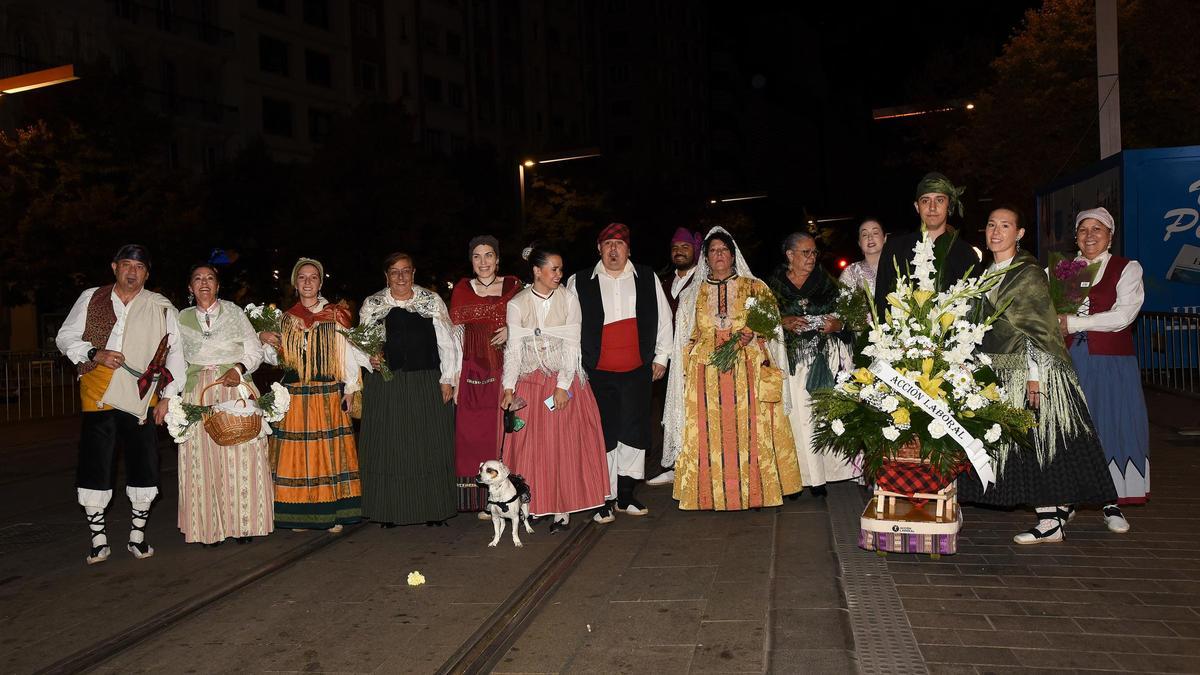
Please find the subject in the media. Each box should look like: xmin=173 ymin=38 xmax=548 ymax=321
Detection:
xmin=980 ymin=249 xmax=1071 ymax=366
xmin=980 ymin=249 xmax=1087 ymax=469
xmin=767 ymin=264 xmax=847 ymax=385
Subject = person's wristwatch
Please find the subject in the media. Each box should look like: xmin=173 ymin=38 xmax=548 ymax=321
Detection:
xmin=86 ymin=347 xmax=98 ymax=362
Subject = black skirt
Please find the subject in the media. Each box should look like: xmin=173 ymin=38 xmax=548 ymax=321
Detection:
xmin=358 ymin=369 xmax=457 ymax=524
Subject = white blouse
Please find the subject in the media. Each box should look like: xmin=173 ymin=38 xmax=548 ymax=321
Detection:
xmin=501 ymin=287 xmax=583 ymax=391
xmin=1064 ymin=251 xmax=1144 ymax=334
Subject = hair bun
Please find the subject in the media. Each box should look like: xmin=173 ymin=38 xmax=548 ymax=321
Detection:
xmin=521 ymin=246 xmax=534 ymax=261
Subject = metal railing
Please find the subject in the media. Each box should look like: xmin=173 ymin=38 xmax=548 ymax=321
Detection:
xmin=0 ymin=350 xmax=80 ymax=423
xmin=1135 ymin=312 xmax=1200 ymax=397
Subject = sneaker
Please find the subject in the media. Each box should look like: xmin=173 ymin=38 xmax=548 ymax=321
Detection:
xmin=592 ymin=505 xmax=615 ymax=524
xmin=1063 ymin=505 xmax=1077 ymax=522
xmin=646 ymin=470 xmax=675 ymax=487
xmin=1102 ymin=505 xmax=1131 ymax=533
xmin=477 ymin=511 xmax=492 ymax=521
xmin=1013 ymin=511 xmax=1065 ymax=545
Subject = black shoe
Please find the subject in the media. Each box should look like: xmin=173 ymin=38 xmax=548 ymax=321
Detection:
xmin=549 ymin=519 xmax=570 ymax=534
xmin=203 ymin=541 xmax=224 ymax=548
xmin=786 ymin=493 xmax=801 ymax=501
xmin=235 ymin=537 xmax=252 ymax=544
xmin=379 ymin=522 xmax=398 ymax=529
xmin=810 ymin=485 xmax=828 ymax=498
xmin=425 ymin=520 xmax=449 ymax=527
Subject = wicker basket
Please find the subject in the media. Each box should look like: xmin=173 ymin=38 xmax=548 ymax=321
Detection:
xmin=200 ymin=381 xmax=261 ymax=447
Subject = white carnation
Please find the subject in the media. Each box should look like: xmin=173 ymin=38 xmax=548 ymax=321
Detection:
xmin=882 ymin=426 xmax=900 ymax=442
xmin=928 ymin=420 xmax=947 ymax=439
xmin=985 ymin=423 xmax=1002 ymax=444
xmin=965 ymin=394 xmax=986 ymax=411
xmin=831 ymin=419 xmax=845 ymax=436
xmin=880 ymin=396 xmax=899 ymax=413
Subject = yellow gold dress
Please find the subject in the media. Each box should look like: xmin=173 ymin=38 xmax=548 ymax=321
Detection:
xmin=673 ymin=276 xmax=803 ymax=510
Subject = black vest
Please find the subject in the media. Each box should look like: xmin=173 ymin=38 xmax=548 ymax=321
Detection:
xmin=577 ymin=263 xmax=658 ymax=371
xmin=383 ymin=307 xmax=440 ymax=373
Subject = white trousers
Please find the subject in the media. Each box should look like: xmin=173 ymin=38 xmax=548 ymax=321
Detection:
xmin=607 ymin=442 xmax=646 ymax=498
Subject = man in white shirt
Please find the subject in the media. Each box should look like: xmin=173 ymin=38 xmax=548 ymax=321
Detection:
xmin=648 ymin=227 xmax=701 ymax=487
xmin=567 ymin=223 xmax=673 ymax=522
xmin=55 ymin=244 xmax=185 ymax=565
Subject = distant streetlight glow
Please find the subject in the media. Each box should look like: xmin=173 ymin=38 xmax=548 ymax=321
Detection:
xmin=0 ymin=64 xmax=78 ymax=96
xmin=707 ymin=193 xmax=767 ymax=205
xmin=965 ymin=102 xmax=976 ymax=110
xmin=518 ymin=149 xmax=602 ymax=227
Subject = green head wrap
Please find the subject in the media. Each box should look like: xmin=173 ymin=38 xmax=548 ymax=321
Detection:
xmin=915 ymin=172 xmax=966 ymax=217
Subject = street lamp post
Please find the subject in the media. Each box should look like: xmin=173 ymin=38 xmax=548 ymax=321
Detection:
xmin=517 ymin=149 xmax=602 ymax=229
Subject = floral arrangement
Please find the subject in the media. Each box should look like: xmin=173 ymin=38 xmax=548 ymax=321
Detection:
xmin=709 ymin=289 xmax=782 ymax=372
xmin=1047 ymin=252 xmax=1100 ymax=314
xmin=810 ymin=235 xmax=1036 ymax=481
xmin=244 ymin=303 xmax=284 ymax=334
xmin=835 ymin=281 xmax=873 ymax=333
xmin=166 ymin=382 xmax=292 ymax=444
xmin=339 ymin=323 xmax=392 ymax=381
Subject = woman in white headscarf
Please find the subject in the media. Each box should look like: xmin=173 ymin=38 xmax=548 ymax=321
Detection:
xmin=663 ymin=227 xmax=803 ymax=510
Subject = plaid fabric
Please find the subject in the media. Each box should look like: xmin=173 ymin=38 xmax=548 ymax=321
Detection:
xmin=597 ymin=222 xmax=630 ymax=245
xmin=876 ymin=460 xmax=967 ymax=505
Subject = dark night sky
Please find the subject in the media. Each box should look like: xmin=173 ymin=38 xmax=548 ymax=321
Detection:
xmin=705 ymin=1 xmax=1041 ymax=263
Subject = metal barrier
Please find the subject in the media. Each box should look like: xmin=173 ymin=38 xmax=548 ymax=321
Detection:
xmin=0 ymin=350 xmax=80 ymax=423
xmin=1135 ymin=312 xmax=1200 ymax=397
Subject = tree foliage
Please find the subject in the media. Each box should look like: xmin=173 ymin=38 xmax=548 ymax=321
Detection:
xmin=938 ymin=0 xmax=1200 ymax=209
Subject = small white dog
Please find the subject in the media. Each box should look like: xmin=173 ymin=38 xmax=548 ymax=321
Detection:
xmin=476 ymin=460 xmax=533 ymax=547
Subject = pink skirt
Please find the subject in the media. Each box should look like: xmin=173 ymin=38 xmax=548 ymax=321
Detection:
xmin=502 ymin=370 xmax=609 ymax=516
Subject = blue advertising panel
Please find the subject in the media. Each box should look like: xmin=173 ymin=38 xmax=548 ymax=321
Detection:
xmin=1122 ymin=146 xmax=1200 ymax=312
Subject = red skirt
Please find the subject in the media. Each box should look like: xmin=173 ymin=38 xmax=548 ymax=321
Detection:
xmin=502 ymin=370 xmax=609 ymax=516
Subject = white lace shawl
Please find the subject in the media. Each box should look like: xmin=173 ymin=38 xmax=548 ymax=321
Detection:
xmin=661 ymin=226 xmax=792 ymax=468
xmin=180 ymin=300 xmax=263 ymax=370
xmin=501 ymin=287 xmax=585 ymax=391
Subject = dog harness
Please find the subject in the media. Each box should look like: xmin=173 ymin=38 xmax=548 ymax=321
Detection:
xmin=488 ymin=473 xmax=532 ymax=513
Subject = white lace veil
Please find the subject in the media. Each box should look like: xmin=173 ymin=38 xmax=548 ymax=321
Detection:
xmin=661 ymin=226 xmax=792 ymax=468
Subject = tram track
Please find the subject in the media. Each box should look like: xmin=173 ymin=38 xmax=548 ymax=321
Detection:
xmin=34 ymin=522 xmax=367 ymax=675
xmin=31 ymin=516 xmax=607 ymax=674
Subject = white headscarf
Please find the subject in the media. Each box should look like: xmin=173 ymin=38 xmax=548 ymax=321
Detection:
xmin=661 ymin=226 xmax=792 ymax=467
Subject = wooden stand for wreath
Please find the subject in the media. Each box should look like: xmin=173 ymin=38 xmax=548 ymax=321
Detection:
xmin=859 ymin=438 xmax=964 ymax=560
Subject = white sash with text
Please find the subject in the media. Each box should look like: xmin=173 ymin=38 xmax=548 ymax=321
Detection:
xmin=869 ymin=360 xmax=995 ymax=489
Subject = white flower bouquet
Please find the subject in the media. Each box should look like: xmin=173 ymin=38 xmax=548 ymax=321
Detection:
xmin=244 ymin=303 xmax=284 ymax=333
xmin=810 ymin=233 xmax=1035 ymax=482
xmin=165 ymin=381 xmax=292 ymax=444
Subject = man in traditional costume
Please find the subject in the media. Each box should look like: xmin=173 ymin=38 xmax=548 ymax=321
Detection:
xmin=647 ymin=227 xmax=701 ymax=487
xmin=873 ymin=172 xmax=981 ymax=318
xmin=567 ymin=223 xmax=674 ymax=521
xmin=56 ymin=244 xmax=185 ymax=564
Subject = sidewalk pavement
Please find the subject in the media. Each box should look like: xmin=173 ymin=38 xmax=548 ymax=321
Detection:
xmin=887 ymin=387 xmax=1200 ymax=674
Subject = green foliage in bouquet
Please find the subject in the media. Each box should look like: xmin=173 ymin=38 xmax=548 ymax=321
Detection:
xmin=708 ymin=289 xmax=782 ymax=372
xmin=339 ymin=323 xmax=393 ymax=381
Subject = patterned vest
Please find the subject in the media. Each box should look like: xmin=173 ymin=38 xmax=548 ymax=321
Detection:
xmin=78 ymin=285 xmax=117 ymax=375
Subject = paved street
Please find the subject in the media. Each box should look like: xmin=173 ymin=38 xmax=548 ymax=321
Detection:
xmin=0 ymin=387 xmax=1196 ymax=674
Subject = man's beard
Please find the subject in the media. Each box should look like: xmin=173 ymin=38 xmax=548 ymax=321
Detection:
xmin=673 ymin=257 xmax=695 ymax=271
